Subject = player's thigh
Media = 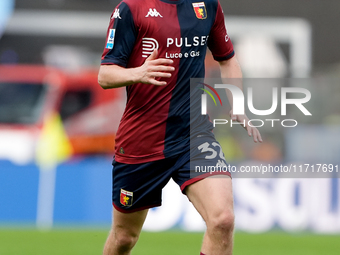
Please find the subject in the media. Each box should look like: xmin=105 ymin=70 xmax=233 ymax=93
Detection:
xmin=112 ymin=207 xmax=148 ymax=236
xmin=185 ymin=176 xmax=234 ymax=224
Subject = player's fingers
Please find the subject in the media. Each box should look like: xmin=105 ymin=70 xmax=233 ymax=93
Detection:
xmin=148 ymin=78 xmax=167 ymax=86
xmin=252 ymin=129 xmax=258 ymax=143
xmin=146 ymin=49 xmax=158 ymax=61
xmin=246 ymin=126 xmax=257 ymax=142
xmin=246 ymin=125 xmax=252 ymax=137
xmin=149 ymin=72 xmax=172 ymax=78
xmin=230 ymin=113 xmax=237 ymax=121
xmin=149 ymin=65 xmax=175 ymax=72
xmin=255 ymin=129 xmax=263 ymax=143
xmin=151 ymin=58 xmax=174 ymax=66
xmin=251 ymin=128 xmax=262 ymax=143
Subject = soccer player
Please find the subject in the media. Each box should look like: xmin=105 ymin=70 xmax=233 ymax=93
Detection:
xmin=98 ymin=0 xmax=262 ymax=254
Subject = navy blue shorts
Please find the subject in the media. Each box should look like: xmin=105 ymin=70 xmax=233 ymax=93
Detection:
xmin=112 ymin=134 xmax=231 ymax=213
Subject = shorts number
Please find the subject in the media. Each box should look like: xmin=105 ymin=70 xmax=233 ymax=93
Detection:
xmin=198 ymin=142 xmax=226 ymax=161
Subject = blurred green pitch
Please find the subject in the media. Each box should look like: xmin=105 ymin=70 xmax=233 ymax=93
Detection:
xmin=0 ymin=229 xmax=339 ymax=255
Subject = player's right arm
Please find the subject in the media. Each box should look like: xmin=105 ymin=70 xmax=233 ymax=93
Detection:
xmin=98 ymin=49 xmax=175 ymax=89
xmin=98 ymin=2 xmax=174 ymax=89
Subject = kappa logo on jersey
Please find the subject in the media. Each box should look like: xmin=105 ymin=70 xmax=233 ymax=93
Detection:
xmin=142 ymin=38 xmax=159 ymax=57
xmin=111 ymin=8 xmax=121 ymax=19
xmin=120 ymin=189 xmax=133 ymax=207
xmin=192 ymin=2 xmax=207 ymax=19
xmin=106 ymin=29 xmax=115 ymax=49
xmin=145 ymin=8 xmax=163 ymax=18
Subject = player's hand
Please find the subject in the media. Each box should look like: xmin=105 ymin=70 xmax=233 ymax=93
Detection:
xmin=136 ymin=49 xmax=175 ymax=86
xmin=229 ymin=110 xmax=263 ymax=143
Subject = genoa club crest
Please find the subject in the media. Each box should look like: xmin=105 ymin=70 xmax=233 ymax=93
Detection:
xmin=192 ymin=2 xmax=207 ymax=19
xmin=120 ymin=189 xmax=133 ymax=207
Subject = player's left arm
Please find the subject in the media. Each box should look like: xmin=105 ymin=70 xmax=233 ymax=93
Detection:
xmin=219 ymin=56 xmax=263 ymax=143
xmin=208 ymin=0 xmax=262 ymax=143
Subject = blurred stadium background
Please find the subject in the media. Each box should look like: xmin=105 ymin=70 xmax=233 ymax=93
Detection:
xmin=1 ymin=0 xmax=340 ymax=254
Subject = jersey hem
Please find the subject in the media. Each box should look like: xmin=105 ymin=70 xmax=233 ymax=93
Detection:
xmin=115 ymin=153 xmax=166 ymax=164
xmin=115 ymin=142 xmax=189 ymax=164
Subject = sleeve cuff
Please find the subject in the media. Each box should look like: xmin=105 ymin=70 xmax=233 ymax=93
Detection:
xmin=101 ymin=58 xmax=127 ymax=67
xmin=213 ymin=50 xmax=235 ymax=62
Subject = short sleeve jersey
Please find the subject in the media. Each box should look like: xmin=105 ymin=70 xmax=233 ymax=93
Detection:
xmin=101 ymin=0 xmax=234 ymax=164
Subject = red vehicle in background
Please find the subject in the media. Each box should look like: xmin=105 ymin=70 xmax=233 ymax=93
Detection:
xmin=0 ymin=65 xmax=125 ymax=164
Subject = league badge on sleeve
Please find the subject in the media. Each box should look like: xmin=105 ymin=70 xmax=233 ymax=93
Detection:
xmin=120 ymin=189 xmax=133 ymax=207
xmin=192 ymin=2 xmax=207 ymax=19
xmin=106 ymin=29 xmax=115 ymax=49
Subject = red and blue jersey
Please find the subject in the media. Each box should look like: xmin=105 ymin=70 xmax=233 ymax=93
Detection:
xmin=101 ymin=0 xmax=234 ymax=164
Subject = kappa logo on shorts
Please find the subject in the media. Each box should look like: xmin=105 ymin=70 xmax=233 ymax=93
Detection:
xmin=192 ymin=2 xmax=207 ymax=19
xmin=120 ymin=189 xmax=133 ymax=207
